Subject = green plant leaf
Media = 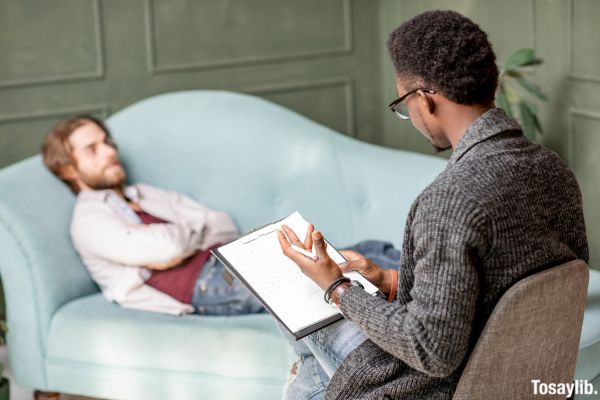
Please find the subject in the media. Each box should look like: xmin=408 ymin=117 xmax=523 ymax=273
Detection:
xmin=533 ymin=112 xmax=542 ymax=133
xmin=514 ymin=76 xmax=548 ymax=100
xmin=519 ymin=101 xmax=537 ymax=140
xmin=496 ymin=84 xmax=513 ymax=118
xmin=497 ymin=48 xmax=545 ymax=142
xmin=521 ymin=57 xmax=543 ymax=67
xmin=506 ymin=70 xmax=524 ymax=79
xmin=504 ymin=48 xmax=536 ymax=70
xmin=522 ymin=98 xmax=539 ymax=115
xmin=522 ymin=99 xmax=543 ymax=134
xmin=504 ymin=84 xmax=520 ymax=104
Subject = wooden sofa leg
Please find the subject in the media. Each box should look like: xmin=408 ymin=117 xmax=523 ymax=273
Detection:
xmin=34 ymin=390 xmax=60 ymax=400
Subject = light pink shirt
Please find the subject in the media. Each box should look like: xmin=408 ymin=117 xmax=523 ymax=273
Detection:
xmin=70 ymin=183 xmax=239 ymax=315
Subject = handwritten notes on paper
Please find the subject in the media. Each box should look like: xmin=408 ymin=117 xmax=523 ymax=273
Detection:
xmin=216 ymin=211 xmax=380 ymax=336
xmin=217 ymin=212 xmax=341 ymax=334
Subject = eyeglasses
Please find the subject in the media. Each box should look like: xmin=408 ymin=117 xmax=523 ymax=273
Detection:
xmin=388 ymin=88 xmax=436 ymax=120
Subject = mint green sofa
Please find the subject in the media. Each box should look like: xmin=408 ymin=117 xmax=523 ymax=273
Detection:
xmin=0 ymin=91 xmax=447 ymax=399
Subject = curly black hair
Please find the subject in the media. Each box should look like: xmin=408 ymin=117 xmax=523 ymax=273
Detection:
xmin=387 ymin=10 xmax=498 ymax=106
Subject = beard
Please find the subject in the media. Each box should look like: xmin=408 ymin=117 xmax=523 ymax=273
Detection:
xmin=79 ymin=164 xmax=126 ymax=190
xmin=431 ymin=143 xmax=452 ymax=153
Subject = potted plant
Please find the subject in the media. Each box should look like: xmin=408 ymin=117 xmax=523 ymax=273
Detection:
xmin=495 ymin=48 xmax=547 ymax=140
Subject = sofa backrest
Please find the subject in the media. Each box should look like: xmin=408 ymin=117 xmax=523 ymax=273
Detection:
xmin=107 ymin=90 xmax=447 ymax=248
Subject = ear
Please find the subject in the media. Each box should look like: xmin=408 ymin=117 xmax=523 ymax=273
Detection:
xmin=418 ymin=90 xmax=435 ymax=114
xmin=59 ymin=165 xmax=78 ymax=180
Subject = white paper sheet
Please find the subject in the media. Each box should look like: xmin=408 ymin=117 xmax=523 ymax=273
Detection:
xmin=216 ymin=211 xmax=379 ymax=335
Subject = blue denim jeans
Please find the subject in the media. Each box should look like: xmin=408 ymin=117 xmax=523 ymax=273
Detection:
xmin=191 ymin=255 xmax=265 ymax=315
xmin=282 ymin=240 xmax=401 ymax=400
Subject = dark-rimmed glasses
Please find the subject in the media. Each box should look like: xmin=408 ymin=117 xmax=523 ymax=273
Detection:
xmin=388 ymin=88 xmax=436 ymax=120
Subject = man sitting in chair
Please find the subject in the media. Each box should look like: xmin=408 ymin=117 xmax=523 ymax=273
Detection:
xmin=276 ymin=10 xmax=589 ymax=400
xmin=41 ymin=116 xmax=401 ymax=316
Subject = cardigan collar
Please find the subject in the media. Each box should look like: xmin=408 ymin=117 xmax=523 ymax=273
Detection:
xmin=449 ymin=108 xmax=522 ymax=165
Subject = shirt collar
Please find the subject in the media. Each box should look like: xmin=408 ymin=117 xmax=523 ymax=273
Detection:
xmin=448 ymin=108 xmax=522 ymax=165
xmin=77 ymin=184 xmax=141 ymax=202
xmin=123 ymin=185 xmax=141 ymax=202
xmin=77 ymin=185 xmax=142 ymax=224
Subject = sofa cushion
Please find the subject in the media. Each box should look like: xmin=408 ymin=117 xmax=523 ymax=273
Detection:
xmin=47 ymin=294 xmax=295 ymax=379
xmin=576 ymin=269 xmax=600 ymax=381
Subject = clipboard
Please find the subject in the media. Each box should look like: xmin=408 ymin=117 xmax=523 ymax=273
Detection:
xmin=211 ymin=211 xmax=382 ymax=340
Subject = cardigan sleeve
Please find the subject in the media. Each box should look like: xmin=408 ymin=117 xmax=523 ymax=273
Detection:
xmin=339 ymin=189 xmax=490 ymax=377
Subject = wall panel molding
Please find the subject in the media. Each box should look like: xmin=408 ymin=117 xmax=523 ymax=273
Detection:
xmin=530 ymin=0 xmax=537 ymax=51
xmin=0 ymin=0 xmax=376 ymax=167
xmin=567 ymin=107 xmax=600 ymax=166
xmin=144 ymin=0 xmax=353 ymax=75
xmin=526 ymin=0 xmax=538 ymax=77
xmin=567 ymin=0 xmax=600 ymax=83
xmin=245 ymin=78 xmax=356 ymax=136
xmin=0 ymin=105 xmax=110 ymax=125
xmin=0 ymin=0 xmax=105 ymax=89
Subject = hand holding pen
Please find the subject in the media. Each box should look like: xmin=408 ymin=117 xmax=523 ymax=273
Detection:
xmin=277 ymin=223 xmax=344 ymax=291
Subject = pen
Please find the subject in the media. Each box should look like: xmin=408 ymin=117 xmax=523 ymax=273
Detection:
xmin=291 ymin=244 xmax=318 ymax=261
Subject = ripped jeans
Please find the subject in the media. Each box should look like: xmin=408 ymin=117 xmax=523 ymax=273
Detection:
xmin=282 ymin=240 xmax=402 ymax=400
xmin=190 ymin=254 xmax=265 ymax=315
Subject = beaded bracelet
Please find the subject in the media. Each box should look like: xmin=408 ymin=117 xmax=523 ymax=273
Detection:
xmin=323 ymin=277 xmax=351 ymax=304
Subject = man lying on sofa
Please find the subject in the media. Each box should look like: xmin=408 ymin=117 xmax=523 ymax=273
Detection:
xmin=276 ymin=10 xmax=589 ymax=400
xmin=41 ymin=116 xmax=401 ymax=316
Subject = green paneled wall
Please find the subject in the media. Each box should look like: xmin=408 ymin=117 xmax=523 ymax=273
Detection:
xmin=0 ymin=0 xmax=598 ymax=268
xmin=376 ymin=0 xmax=599 ymax=268
xmin=0 ymin=0 xmax=381 ymax=167
xmin=377 ymin=0 xmax=536 ymax=156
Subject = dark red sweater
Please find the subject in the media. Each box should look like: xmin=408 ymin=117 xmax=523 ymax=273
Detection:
xmin=136 ymin=210 xmax=211 ymax=304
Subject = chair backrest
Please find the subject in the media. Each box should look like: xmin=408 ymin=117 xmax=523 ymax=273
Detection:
xmin=453 ymin=260 xmax=589 ymax=400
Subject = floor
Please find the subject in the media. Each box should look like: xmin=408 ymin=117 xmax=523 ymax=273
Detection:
xmin=2 ymin=344 xmax=599 ymax=399
xmin=0 ymin=346 xmax=100 ymax=400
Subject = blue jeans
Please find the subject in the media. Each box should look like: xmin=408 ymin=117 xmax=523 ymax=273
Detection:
xmin=191 ymin=255 xmax=265 ymax=315
xmin=283 ymin=240 xmax=401 ymax=400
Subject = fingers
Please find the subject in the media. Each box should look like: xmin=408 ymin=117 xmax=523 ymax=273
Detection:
xmin=339 ymin=249 xmax=364 ymax=261
xmin=282 ymin=223 xmax=315 ymax=252
xmin=277 ymin=230 xmax=314 ymax=267
xmin=303 ymin=224 xmax=314 ymax=250
xmin=277 ymin=228 xmax=292 ymax=252
xmin=277 ymin=230 xmax=302 ymax=262
xmin=278 ymin=228 xmax=343 ymax=290
xmin=338 ymin=260 xmax=351 ymax=272
xmin=145 ymin=256 xmax=182 ymax=270
xmin=312 ymin=231 xmax=329 ymax=261
xmin=281 ymin=225 xmax=302 ymax=246
xmin=339 ymin=258 xmax=368 ymax=272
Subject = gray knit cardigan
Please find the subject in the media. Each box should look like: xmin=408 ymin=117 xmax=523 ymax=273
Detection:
xmin=327 ymin=108 xmax=589 ymax=399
